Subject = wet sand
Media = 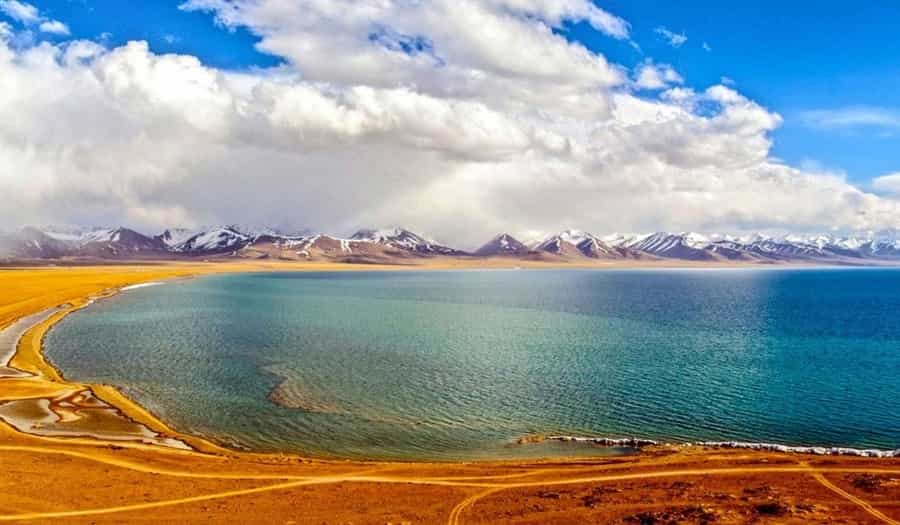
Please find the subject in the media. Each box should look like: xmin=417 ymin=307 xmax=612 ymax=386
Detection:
xmin=1 ymin=262 xmax=899 ymax=524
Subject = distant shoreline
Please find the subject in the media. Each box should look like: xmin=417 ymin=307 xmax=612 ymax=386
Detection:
xmin=7 ymin=255 xmax=900 ymax=271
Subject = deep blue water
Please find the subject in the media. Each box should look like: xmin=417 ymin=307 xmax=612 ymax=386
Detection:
xmin=44 ymin=269 xmax=900 ymax=459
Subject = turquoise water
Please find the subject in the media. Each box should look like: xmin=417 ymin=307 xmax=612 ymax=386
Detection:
xmin=45 ymin=269 xmax=900 ymax=460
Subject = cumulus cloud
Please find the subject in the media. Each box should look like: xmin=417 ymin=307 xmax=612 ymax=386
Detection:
xmin=1 ymin=0 xmax=900 ymax=246
xmin=873 ymin=172 xmax=900 ymax=195
xmin=0 ymin=0 xmax=38 ymax=24
xmin=38 ymin=19 xmax=68 ymax=35
xmin=1 ymin=0 xmax=69 ymax=36
xmin=634 ymin=61 xmax=683 ymax=90
xmin=654 ymin=26 xmax=687 ymax=48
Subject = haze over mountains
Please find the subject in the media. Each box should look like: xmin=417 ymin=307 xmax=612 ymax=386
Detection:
xmin=4 ymin=225 xmax=900 ymax=265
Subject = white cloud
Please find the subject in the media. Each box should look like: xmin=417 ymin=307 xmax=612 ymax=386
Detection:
xmin=634 ymin=62 xmax=683 ymax=90
xmin=179 ymin=0 xmax=629 ymax=127
xmin=0 ymin=0 xmax=38 ymax=24
xmin=1 ymin=1 xmax=900 ymax=245
xmin=654 ymin=26 xmax=687 ymax=48
xmin=872 ymin=172 xmax=900 ymax=195
xmin=38 ymin=19 xmax=68 ymax=35
xmin=1 ymin=1 xmax=70 ymax=37
xmin=801 ymin=106 xmax=900 ymax=130
xmin=484 ymin=0 xmax=630 ymax=40
xmin=702 ymin=41 xmax=711 ymax=52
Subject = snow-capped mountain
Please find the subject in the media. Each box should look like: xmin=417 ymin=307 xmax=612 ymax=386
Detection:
xmin=475 ymin=234 xmax=529 ymax=256
xmin=38 ymin=225 xmax=96 ymax=242
xmin=742 ymin=236 xmax=832 ymax=259
xmin=39 ymin=226 xmax=141 ymax=246
xmin=156 ymin=228 xmax=199 ymax=249
xmin=601 ymin=233 xmax=643 ymax=248
xmin=530 ymin=230 xmax=643 ymax=259
xmin=350 ymin=228 xmax=460 ymax=255
xmin=76 ymin=227 xmax=168 ymax=257
xmin=0 ymin=227 xmax=72 ymax=259
xmin=617 ymin=232 xmax=718 ymax=261
xmin=0 ymin=226 xmax=167 ymax=259
xmin=157 ymin=225 xmax=313 ymax=254
xmin=600 ymin=231 xmax=900 ymax=262
xmin=170 ymin=226 xmax=252 ymax=255
xmin=235 ymin=227 xmax=463 ymax=261
xmin=6 ymin=224 xmax=900 ymax=264
xmin=862 ymin=237 xmax=900 ymax=258
xmin=257 ymin=234 xmax=358 ymax=259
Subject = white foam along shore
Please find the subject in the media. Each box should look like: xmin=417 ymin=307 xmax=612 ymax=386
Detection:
xmin=547 ymin=436 xmax=660 ymax=448
xmin=546 ymin=436 xmax=900 ymax=458
xmin=120 ymin=281 xmax=164 ymax=291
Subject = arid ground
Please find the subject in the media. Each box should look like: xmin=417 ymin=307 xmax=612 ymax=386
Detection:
xmin=1 ymin=263 xmax=899 ymax=524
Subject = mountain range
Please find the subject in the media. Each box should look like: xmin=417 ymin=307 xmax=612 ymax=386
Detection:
xmin=3 ymin=225 xmax=900 ymax=265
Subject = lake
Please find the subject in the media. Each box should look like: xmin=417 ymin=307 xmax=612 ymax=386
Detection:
xmin=44 ymin=269 xmax=900 ymax=460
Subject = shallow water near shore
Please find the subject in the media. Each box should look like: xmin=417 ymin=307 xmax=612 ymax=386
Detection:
xmin=44 ymin=268 xmax=900 ymax=460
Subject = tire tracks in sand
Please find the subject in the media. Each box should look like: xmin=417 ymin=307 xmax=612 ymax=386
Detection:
xmin=809 ymin=470 xmax=900 ymax=525
xmin=2 ymin=445 xmax=900 ymax=523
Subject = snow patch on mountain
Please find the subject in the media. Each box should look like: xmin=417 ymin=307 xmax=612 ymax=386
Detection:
xmin=173 ymin=226 xmax=251 ymax=254
xmin=475 ymin=233 xmax=529 ymax=256
xmin=351 ymin=228 xmax=457 ymax=254
xmin=157 ymin=228 xmax=199 ymax=249
xmin=37 ymin=226 xmax=123 ymax=245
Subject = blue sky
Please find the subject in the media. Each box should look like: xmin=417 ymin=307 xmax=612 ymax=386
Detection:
xmin=27 ymin=0 xmax=899 ymax=184
xmin=574 ymin=1 xmax=900 ymax=183
xmin=32 ymin=0 xmax=282 ymax=68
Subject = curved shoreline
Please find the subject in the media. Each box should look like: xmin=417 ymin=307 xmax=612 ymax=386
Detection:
xmin=3 ymin=275 xmax=234 ymax=455
xmin=5 ymin=265 xmax=900 ymax=525
xmin=3 ymin=265 xmax=900 ymax=463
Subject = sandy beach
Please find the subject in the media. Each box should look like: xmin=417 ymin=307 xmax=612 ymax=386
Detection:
xmin=1 ymin=262 xmax=899 ymax=524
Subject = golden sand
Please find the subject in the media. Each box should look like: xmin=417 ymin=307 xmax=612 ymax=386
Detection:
xmin=1 ymin=262 xmax=899 ymax=524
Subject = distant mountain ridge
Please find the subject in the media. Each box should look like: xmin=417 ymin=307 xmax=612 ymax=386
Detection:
xmin=4 ymin=225 xmax=900 ymax=264
xmin=475 ymin=234 xmax=529 ymax=256
xmin=531 ymin=230 xmax=643 ymax=260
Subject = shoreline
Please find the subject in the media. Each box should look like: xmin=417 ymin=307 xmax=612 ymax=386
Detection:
xmin=0 ymin=263 xmax=896 ymax=464
xmin=539 ymin=436 xmax=900 ymax=459
xmin=2 ymin=264 xmax=900 ymax=523
xmin=11 ymin=255 xmax=900 ymax=272
xmin=3 ymin=272 xmax=234 ymax=455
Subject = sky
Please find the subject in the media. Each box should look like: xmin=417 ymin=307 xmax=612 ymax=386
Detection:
xmin=2 ymin=0 xmax=900 ymax=246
